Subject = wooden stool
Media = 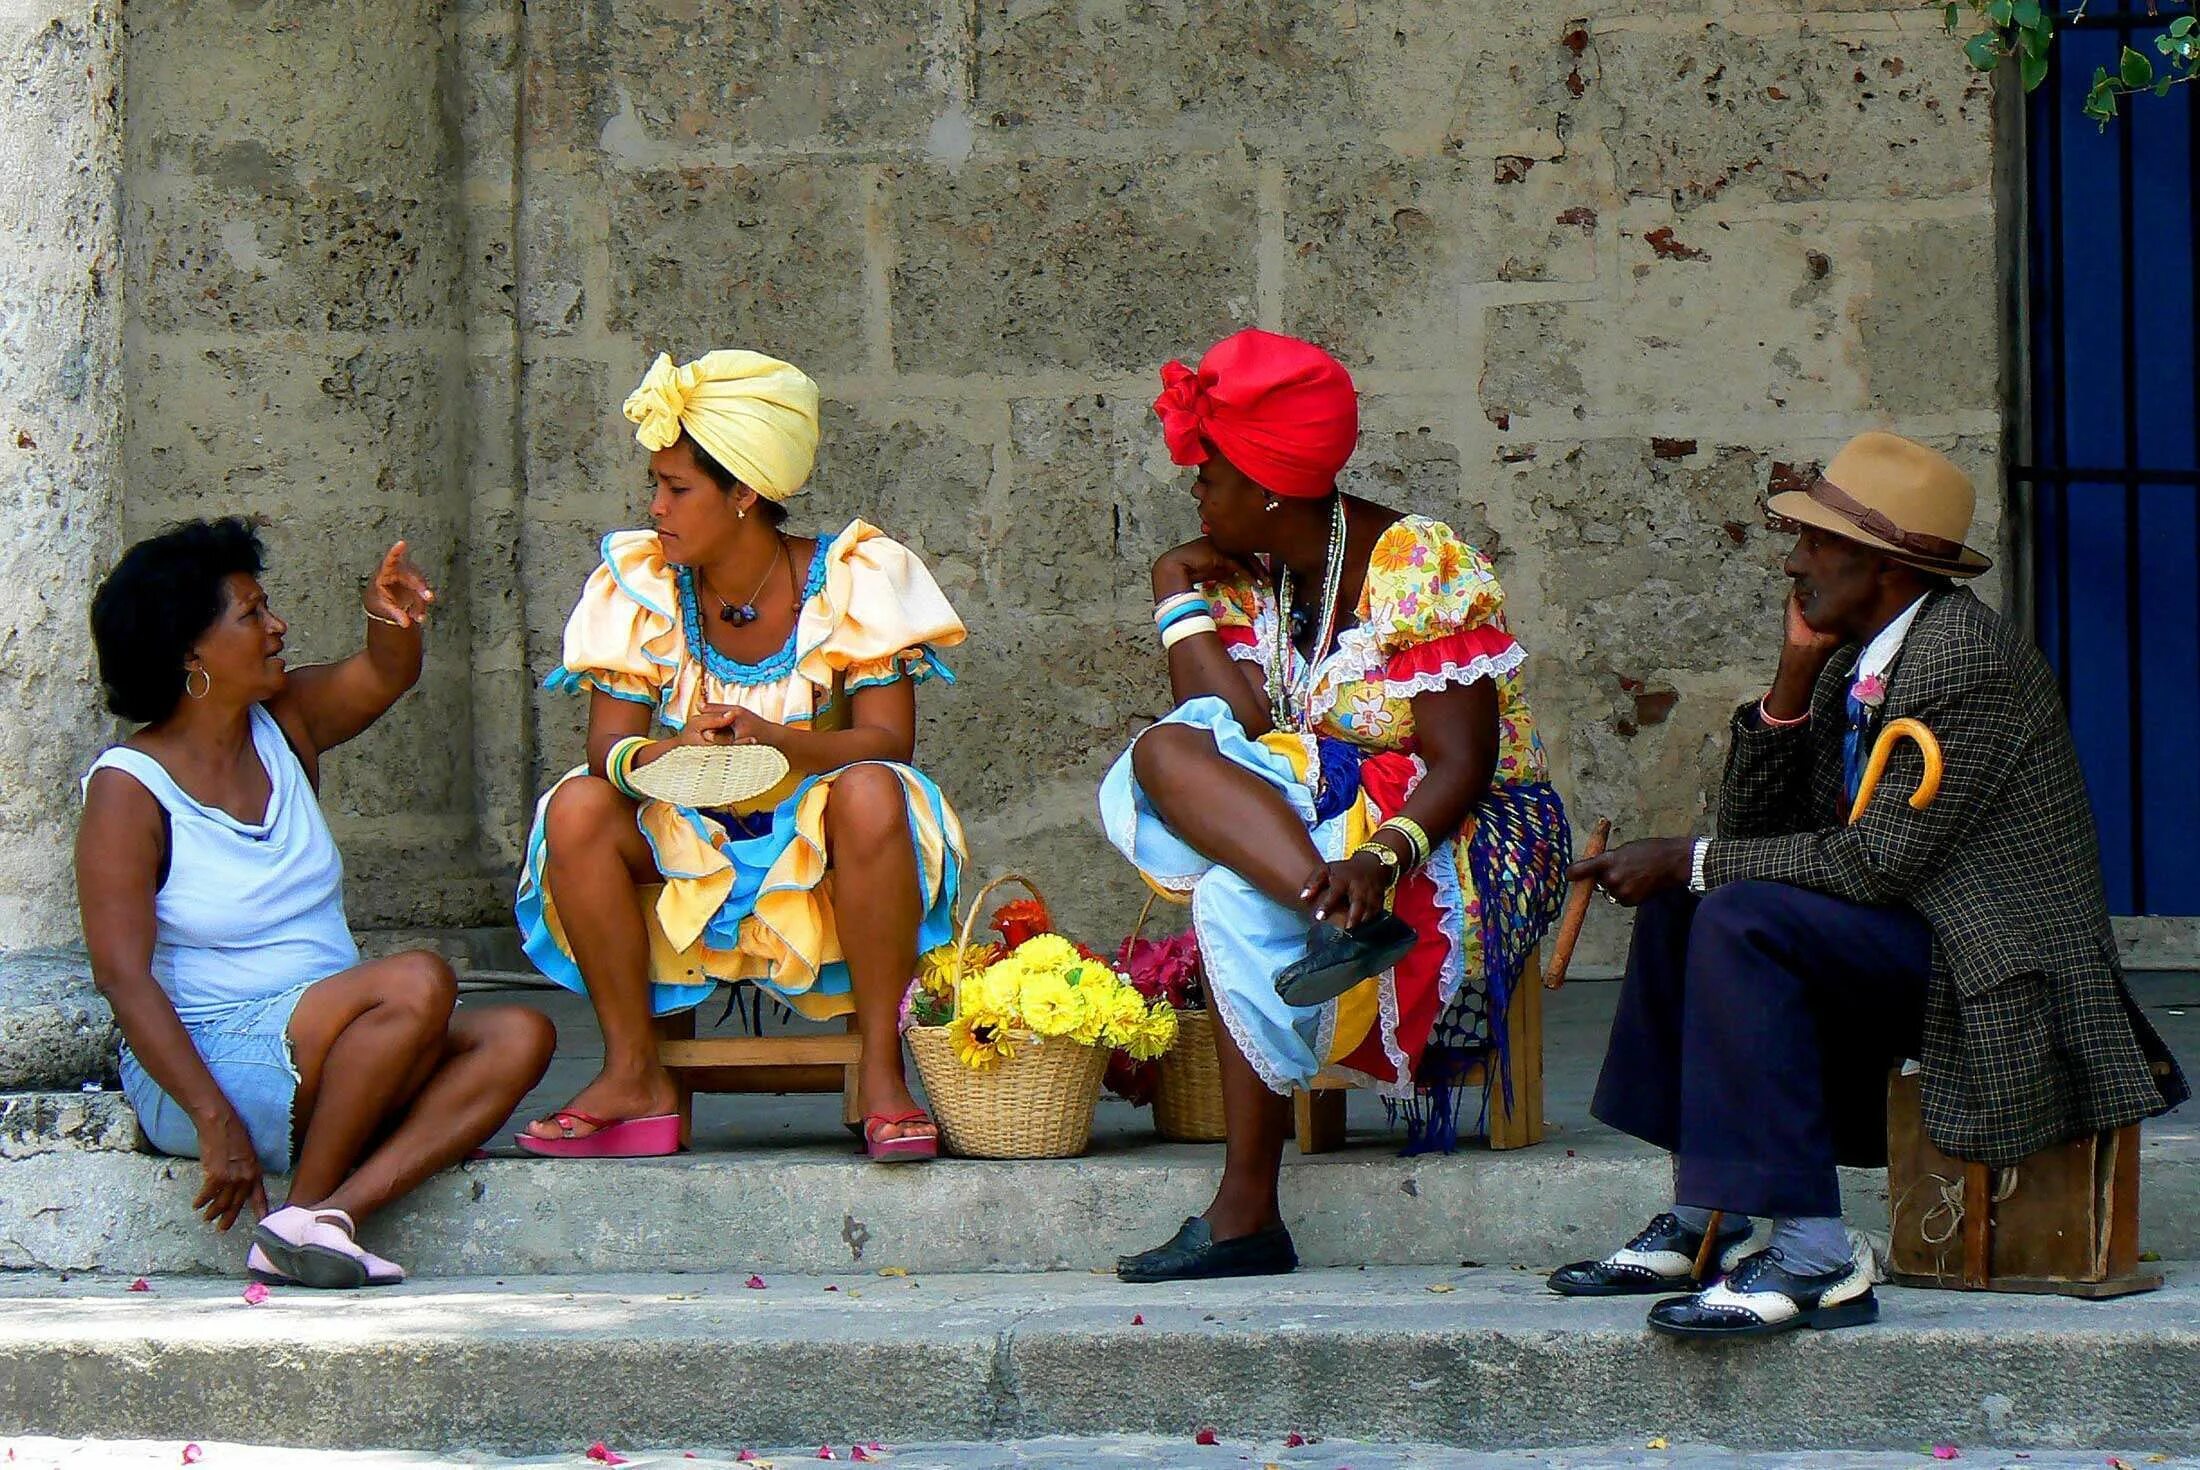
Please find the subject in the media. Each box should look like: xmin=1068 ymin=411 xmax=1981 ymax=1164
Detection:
xmin=1293 ymin=949 xmax=1546 ymax=1154
xmin=653 ymin=1009 xmax=865 ymax=1138
xmin=1886 ymin=1068 xmax=2158 ymax=1298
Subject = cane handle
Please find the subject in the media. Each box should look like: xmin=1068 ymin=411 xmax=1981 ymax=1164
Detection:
xmin=1847 ymin=718 xmax=1944 ymax=826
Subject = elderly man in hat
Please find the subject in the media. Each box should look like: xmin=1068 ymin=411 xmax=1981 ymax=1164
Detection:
xmin=1551 ymin=431 xmax=2187 ymax=1339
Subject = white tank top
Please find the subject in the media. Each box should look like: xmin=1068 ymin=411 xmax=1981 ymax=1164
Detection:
xmin=82 ymin=704 xmax=359 ymax=1023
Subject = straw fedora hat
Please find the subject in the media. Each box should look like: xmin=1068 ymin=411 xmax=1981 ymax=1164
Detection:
xmin=1766 ymin=431 xmax=1992 ymax=579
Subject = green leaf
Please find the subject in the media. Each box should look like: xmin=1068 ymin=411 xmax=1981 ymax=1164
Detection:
xmin=2157 ymin=75 xmax=2175 ymax=96
xmin=2023 ymin=50 xmax=2051 ymax=90
xmin=2173 ymin=15 xmax=2197 ymax=38
xmin=1988 ymin=0 xmax=2014 ymax=22
xmin=2023 ymin=23 xmax=2053 ymax=58
xmin=1966 ymin=31 xmax=2003 ymax=70
xmin=1944 ymin=2 xmax=1961 ymax=29
xmin=2014 ymin=0 xmax=2041 ymax=26
xmin=2121 ymin=44 xmax=2154 ymax=88
xmin=2086 ymin=68 xmax=2119 ymax=122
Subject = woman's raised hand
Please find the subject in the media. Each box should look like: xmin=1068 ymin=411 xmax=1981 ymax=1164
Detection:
xmin=1152 ymin=538 xmax=1251 ymax=598
xmin=192 ymin=1106 xmax=268 ymax=1232
xmin=676 ymin=703 xmax=785 ymax=749
xmin=363 ymin=541 xmax=436 ymax=629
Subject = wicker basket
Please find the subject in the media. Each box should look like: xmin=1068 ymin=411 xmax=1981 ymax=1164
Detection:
xmin=1153 ymin=1007 xmax=1226 ymax=1142
xmin=905 ymin=874 xmax=1109 ymax=1159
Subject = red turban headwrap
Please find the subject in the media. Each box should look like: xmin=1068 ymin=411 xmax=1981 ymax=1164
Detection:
xmin=1152 ymin=329 xmax=1359 ymax=498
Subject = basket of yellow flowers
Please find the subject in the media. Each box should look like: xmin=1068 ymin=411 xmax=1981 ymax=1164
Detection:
xmin=903 ymin=875 xmax=1179 ymax=1159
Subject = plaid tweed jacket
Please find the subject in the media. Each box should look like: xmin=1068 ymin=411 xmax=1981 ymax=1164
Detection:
xmin=1703 ymin=588 xmax=2188 ymax=1166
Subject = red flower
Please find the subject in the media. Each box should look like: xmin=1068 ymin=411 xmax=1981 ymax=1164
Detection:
xmin=1116 ymin=929 xmax=1204 ymax=1009
xmin=990 ymin=898 xmax=1055 ymax=949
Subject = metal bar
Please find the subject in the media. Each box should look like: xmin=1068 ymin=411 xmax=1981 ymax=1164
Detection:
xmin=2045 ymin=63 xmax=2075 ymax=705
xmin=2009 ymin=464 xmax=2200 ymax=483
xmin=2118 ymin=90 xmax=2149 ymax=912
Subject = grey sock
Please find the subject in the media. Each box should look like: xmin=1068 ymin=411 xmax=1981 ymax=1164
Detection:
xmin=1671 ymin=1204 xmax=1750 ymax=1237
xmin=1767 ymin=1216 xmax=1853 ymax=1277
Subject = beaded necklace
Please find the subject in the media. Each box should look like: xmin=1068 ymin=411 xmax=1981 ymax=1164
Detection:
xmin=1265 ymin=494 xmax=1348 ymax=732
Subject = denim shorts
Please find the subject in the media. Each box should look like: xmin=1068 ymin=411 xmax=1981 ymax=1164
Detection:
xmin=120 ymin=981 xmax=314 ymax=1174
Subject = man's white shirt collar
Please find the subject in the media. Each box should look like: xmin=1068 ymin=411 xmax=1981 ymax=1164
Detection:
xmin=1855 ymin=594 xmax=1931 ymax=685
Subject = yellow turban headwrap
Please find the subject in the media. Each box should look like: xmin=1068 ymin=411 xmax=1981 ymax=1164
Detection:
xmin=622 ymin=350 xmax=822 ymax=502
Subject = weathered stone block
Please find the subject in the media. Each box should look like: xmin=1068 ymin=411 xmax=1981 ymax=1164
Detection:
xmin=607 ymin=165 xmax=871 ymax=374
xmin=124 ymin=0 xmax=456 ymax=190
xmin=125 ymin=346 xmax=461 ymax=532
xmin=1857 ymin=214 xmax=1999 ymax=416
xmin=0 ymin=953 xmax=119 ymax=1090
xmin=603 ymin=0 xmax=938 ymax=150
xmin=1286 ymin=152 xmax=1605 ymax=368
xmin=805 ymin=400 xmax=997 ymax=587
xmin=888 ymin=156 xmax=1258 ymax=374
xmin=1608 ymin=210 xmax=1864 ymax=416
xmin=1480 ymin=302 xmax=1592 ymax=429
xmin=518 ymin=355 xmax=632 ymax=520
xmin=128 ymin=182 xmax=460 ymax=335
xmin=1595 ymin=20 xmax=1993 ymax=206
xmin=517 ymin=184 xmax=604 ymax=339
xmin=973 ymin=1 xmax=1591 ymax=156
xmin=993 ymin=395 xmax=1186 ymax=618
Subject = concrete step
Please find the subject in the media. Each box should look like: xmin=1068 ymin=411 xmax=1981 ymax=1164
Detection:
xmin=1 ymin=1266 xmax=2195 ymax=1455
xmin=6 ymin=1087 xmax=2197 ymax=1278
xmin=8 ymin=1446 xmax=2199 ymax=1470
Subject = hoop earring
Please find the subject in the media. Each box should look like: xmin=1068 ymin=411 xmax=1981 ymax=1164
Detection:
xmin=1264 ymin=496 xmax=1280 ymax=513
xmin=184 ymin=668 xmax=212 ymax=700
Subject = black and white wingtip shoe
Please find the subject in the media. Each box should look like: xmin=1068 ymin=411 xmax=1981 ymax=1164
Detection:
xmin=1546 ymin=1212 xmax=1754 ymax=1297
xmin=1645 ymin=1237 xmax=1881 ymax=1339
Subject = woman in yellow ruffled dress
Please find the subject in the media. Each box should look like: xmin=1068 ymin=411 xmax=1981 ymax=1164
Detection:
xmin=515 ymin=350 xmax=965 ymax=1161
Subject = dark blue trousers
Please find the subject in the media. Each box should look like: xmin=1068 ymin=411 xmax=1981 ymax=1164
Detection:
xmin=1590 ymin=881 xmax=1933 ymax=1219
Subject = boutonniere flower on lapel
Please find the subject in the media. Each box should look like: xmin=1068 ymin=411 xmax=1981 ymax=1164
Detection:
xmin=1853 ymin=673 xmax=1887 ymax=709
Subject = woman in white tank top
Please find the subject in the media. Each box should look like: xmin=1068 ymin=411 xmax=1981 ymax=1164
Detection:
xmin=77 ymin=519 xmax=555 ymax=1289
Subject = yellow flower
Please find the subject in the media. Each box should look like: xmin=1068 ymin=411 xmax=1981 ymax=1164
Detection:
xmin=1011 ymin=934 xmax=1080 ymax=976
xmin=948 ymin=1013 xmax=1016 ymax=1070
xmin=1121 ymin=1000 xmax=1180 ymax=1061
xmin=969 ymin=958 xmax=1027 ymax=1019
xmin=1093 ymin=985 xmax=1151 ymax=1049
xmin=917 ymin=943 xmax=992 ymax=998
xmin=1021 ymin=973 xmax=1085 ymax=1038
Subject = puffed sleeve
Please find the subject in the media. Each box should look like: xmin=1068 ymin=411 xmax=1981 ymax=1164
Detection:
xmin=545 ymin=530 xmax=685 ymax=707
xmin=1206 ymin=577 xmax=1262 ymax=661
xmin=1362 ymin=519 xmax=1525 ymax=697
xmin=795 ymin=521 xmax=967 ymax=691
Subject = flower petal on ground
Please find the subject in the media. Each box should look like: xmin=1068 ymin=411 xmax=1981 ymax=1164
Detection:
xmin=241 ymin=1282 xmax=270 ymax=1306
xmin=128 ymin=1279 xmax=151 ymax=1293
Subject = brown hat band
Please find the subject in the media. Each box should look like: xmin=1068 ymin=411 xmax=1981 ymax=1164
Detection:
xmin=1806 ymin=478 xmax=1968 ymax=562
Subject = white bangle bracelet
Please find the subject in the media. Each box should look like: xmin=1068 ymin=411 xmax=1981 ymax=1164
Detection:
xmin=1160 ymin=616 xmax=1218 ymax=650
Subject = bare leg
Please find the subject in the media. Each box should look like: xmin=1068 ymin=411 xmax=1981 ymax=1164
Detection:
xmin=315 ymin=1006 xmax=555 ymax=1222
xmin=1203 ymin=999 xmax=1292 ymax=1240
xmin=1132 ymin=724 xmax=1305 ymax=1240
xmin=824 ymin=764 xmax=933 ymax=1144
xmin=1131 ymin=724 xmax=1323 ymax=911
xmin=284 ymin=952 xmax=461 ymax=1208
xmin=524 ymin=776 xmax=680 ymax=1138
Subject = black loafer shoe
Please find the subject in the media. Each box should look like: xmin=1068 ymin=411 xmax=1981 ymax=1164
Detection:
xmin=1275 ymin=913 xmax=1418 ymax=1007
xmin=1116 ymin=1216 xmax=1299 ymax=1283
xmin=1646 ymin=1243 xmax=1879 ymax=1339
xmin=1547 ymin=1212 xmax=1752 ymax=1297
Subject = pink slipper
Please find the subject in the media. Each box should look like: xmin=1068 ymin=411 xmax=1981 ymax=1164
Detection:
xmin=514 ymin=1109 xmax=683 ymax=1159
xmin=312 ymin=1209 xmax=404 ymax=1286
xmin=864 ymin=1110 xmax=940 ymax=1163
xmin=250 ymin=1205 xmax=368 ymax=1290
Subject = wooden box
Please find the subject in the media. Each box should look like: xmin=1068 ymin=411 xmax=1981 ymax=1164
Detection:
xmin=1885 ymin=1068 xmax=2158 ymax=1298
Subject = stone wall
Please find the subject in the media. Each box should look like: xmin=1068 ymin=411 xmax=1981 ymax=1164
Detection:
xmin=102 ymin=0 xmax=2002 ymax=965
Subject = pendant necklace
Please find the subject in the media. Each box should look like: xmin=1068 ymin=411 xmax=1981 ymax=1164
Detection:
xmin=1266 ymin=496 xmax=1349 ymax=731
xmin=703 ymin=535 xmax=786 ymax=626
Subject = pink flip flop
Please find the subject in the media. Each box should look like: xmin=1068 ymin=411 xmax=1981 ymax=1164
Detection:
xmin=863 ymin=1110 xmax=940 ymax=1163
xmin=514 ymin=1109 xmax=683 ymax=1159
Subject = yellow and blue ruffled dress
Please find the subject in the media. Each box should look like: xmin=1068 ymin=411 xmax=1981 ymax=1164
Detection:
xmin=517 ymin=519 xmax=968 ymax=1017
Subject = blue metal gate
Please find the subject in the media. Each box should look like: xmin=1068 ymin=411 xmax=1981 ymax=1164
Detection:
xmin=2022 ymin=1 xmax=2200 ymax=916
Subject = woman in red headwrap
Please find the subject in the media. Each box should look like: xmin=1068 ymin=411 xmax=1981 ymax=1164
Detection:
xmin=1099 ymin=329 xmax=1571 ymax=1281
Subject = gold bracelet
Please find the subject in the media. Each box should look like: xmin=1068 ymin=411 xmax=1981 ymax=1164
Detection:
xmin=1352 ymin=840 xmax=1402 ymax=889
xmin=1378 ymin=816 xmax=1433 ymax=868
xmin=606 ymin=736 xmax=650 ymax=799
xmin=365 ymin=609 xmax=407 ymax=628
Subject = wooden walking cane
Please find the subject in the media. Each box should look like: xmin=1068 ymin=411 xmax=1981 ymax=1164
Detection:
xmin=1688 ymin=719 xmax=1946 ymax=1284
xmin=1542 ymin=818 xmax=1611 ymax=990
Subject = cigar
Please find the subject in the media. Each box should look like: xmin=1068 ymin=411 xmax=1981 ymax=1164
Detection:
xmin=1543 ymin=817 xmax=1611 ymax=990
